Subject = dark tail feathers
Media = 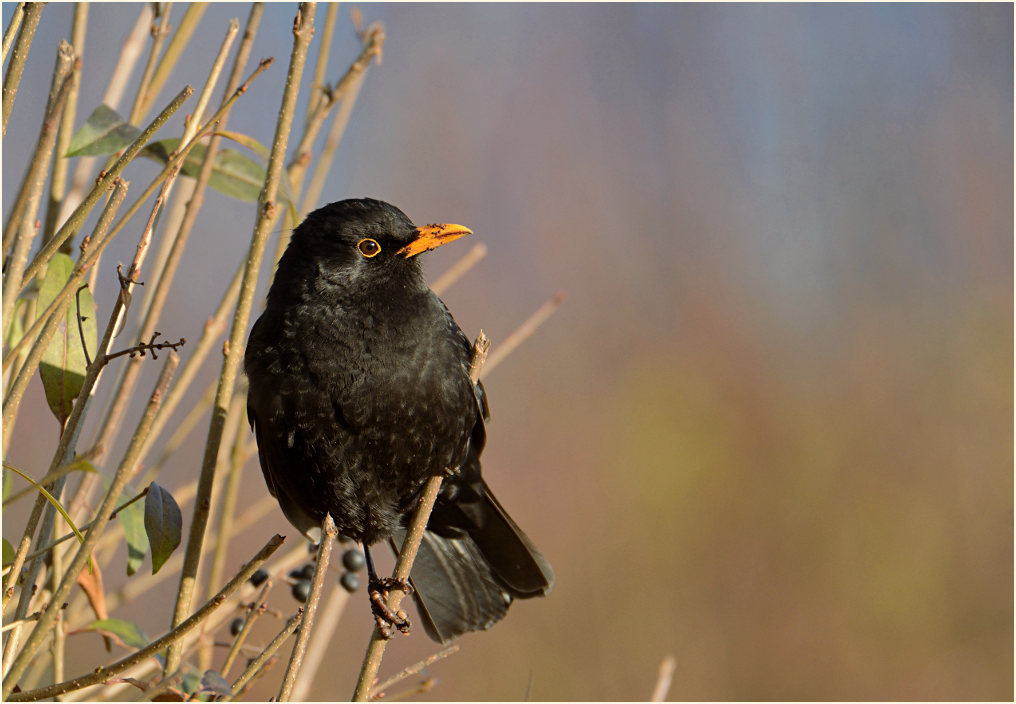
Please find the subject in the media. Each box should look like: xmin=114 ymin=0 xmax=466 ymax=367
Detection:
xmin=389 ymin=488 xmax=553 ymax=643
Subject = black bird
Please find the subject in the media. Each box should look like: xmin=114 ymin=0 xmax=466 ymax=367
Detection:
xmin=244 ymin=198 xmax=554 ymax=642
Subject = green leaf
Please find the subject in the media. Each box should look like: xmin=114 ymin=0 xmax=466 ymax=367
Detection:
xmin=179 ymin=668 xmax=202 ymax=697
xmin=213 ymin=130 xmax=298 ymax=219
xmin=141 ymin=134 xmax=296 ymax=211
xmin=88 ymin=618 xmax=149 ymax=649
xmin=3 ymin=457 xmax=96 ymax=507
xmin=144 ymin=482 xmax=182 ymax=574
xmin=3 ymin=464 xmax=86 ymax=549
xmin=143 ymin=138 xmax=265 ymax=202
xmin=119 ymin=485 xmax=149 ymax=576
xmin=66 ymin=104 xmax=141 ymax=157
xmin=2 ymin=538 xmax=14 ymax=567
xmin=37 ymin=254 xmax=97 ymax=424
xmin=5 ymin=294 xmax=31 ymax=349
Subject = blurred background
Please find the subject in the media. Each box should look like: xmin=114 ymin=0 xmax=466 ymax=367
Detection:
xmin=2 ymin=3 xmax=1012 ymax=700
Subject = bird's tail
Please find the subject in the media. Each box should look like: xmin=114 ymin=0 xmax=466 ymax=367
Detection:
xmin=389 ymin=487 xmax=554 ymax=643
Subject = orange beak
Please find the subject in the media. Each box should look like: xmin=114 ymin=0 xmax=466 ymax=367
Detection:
xmin=396 ymin=223 xmax=472 ymax=257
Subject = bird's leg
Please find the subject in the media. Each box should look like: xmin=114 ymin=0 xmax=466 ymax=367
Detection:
xmin=363 ymin=544 xmax=412 ymax=638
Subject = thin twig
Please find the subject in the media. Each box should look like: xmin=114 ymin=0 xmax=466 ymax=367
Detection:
xmin=1 ymin=2 xmax=25 ymax=65
xmin=6 ymin=535 xmax=285 ymax=702
xmin=136 ymin=13 xmax=237 ymax=327
xmin=484 ymin=290 xmax=567 ymax=376
xmin=2 ymin=450 xmax=103 ymax=511
xmin=305 ymin=2 xmax=338 ymax=120
xmin=138 ymin=3 xmax=208 ymax=120
xmin=1 ymin=179 xmax=126 ymax=410
xmin=42 ymin=3 xmax=88 ymax=248
xmin=63 ymin=55 xmax=273 ymax=534
xmin=277 ymin=513 xmax=338 ymax=700
xmin=197 ymin=388 xmax=247 ymax=671
xmin=2 ymin=354 xmax=179 ymax=699
xmin=1 ymin=56 xmax=77 ymax=340
xmin=3 ymin=39 xmax=75 ymax=255
xmin=287 ymin=572 xmax=353 ymax=700
xmin=127 ymin=3 xmax=172 ymax=125
xmin=17 ymin=487 xmax=150 ymax=566
xmin=228 ymin=612 xmax=302 ymax=698
xmin=200 ymin=387 xmax=251 ymax=670
xmin=1 ymin=1 xmax=43 ymax=136
xmin=650 ymin=655 xmax=677 ymax=702
xmin=431 ymin=243 xmax=488 ymax=296
xmin=369 ymin=645 xmax=459 ymax=699
xmin=20 ymin=85 xmax=193 ymax=294
xmin=351 ymin=332 xmax=490 ymax=701
xmin=138 ymin=669 xmax=184 ymax=701
xmin=221 ymin=579 xmax=273 ymax=676
xmin=101 ymin=495 xmax=276 ymax=616
xmin=90 ymin=11 xmax=239 ymax=446
xmin=165 ymin=2 xmax=316 ymax=674
xmin=299 ymin=22 xmax=385 ymax=217
xmin=0 ymin=181 xmax=128 ymax=609
xmin=55 ymin=5 xmax=151 ymax=249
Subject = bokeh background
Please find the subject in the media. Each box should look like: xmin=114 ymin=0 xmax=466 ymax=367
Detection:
xmin=3 ymin=2 xmax=1012 ymax=700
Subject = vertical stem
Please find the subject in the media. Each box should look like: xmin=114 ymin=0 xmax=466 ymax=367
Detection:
xmin=43 ymin=3 xmax=88 ymax=249
xmin=1 ymin=2 xmax=25 ymax=64
xmin=299 ymin=24 xmax=384 ymax=218
xmin=55 ymin=4 xmax=152 ymax=246
xmin=305 ymin=2 xmax=338 ymax=119
xmin=1 ymin=354 xmax=178 ymax=699
xmin=277 ymin=514 xmax=338 ymax=701
xmin=229 ymin=613 xmax=302 ymax=698
xmin=197 ymin=387 xmax=247 ymax=671
xmin=19 ymin=85 xmax=193 ymax=296
xmin=127 ymin=3 xmax=173 ymax=125
xmin=1 ymin=60 xmax=76 ymax=343
xmin=137 ymin=2 xmax=208 ymax=119
xmin=1 ymin=1 xmax=43 ymax=136
xmin=2 ymin=181 xmax=127 ymax=449
xmin=289 ymin=574 xmax=352 ymax=701
xmin=83 ymin=13 xmax=243 ymax=500
xmin=4 ymin=39 xmax=75 ymax=252
xmin=165 ymin=2 xmax=317 ymax=674
xmin=352 ymin=333 xmax=490 ymax=701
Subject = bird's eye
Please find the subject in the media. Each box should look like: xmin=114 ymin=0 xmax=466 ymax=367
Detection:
xmin=357 ymin=238 xmax=381 ymax=258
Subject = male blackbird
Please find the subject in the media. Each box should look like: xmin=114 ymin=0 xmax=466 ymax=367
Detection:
xmin=244 ymin=198 xmax=554 ymax=642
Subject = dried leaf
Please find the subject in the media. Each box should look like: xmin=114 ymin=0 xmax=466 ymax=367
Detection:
xmin=78 ymin=563 xmax=111 ymax=652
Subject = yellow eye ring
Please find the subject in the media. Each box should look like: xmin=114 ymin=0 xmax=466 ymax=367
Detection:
xmin=357 ymin=238 xmax=381 ymax=258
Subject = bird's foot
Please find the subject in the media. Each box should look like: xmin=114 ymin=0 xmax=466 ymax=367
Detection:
xmin=368 ymin=577 xmax=413 ymax=638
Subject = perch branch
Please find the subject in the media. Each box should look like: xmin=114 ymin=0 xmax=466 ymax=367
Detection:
xmin=351 ymin=332 xmax=489 ymax=701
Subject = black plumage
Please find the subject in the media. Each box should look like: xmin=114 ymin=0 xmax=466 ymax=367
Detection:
xmin=244 ymin=198 xmax=553 ymax=642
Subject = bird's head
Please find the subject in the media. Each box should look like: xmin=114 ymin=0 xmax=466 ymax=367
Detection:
xmin=279 ymin=198 xmax=472 ymax=294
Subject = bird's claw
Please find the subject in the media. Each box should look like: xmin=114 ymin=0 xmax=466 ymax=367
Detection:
xmin=369 ymin=577 xmax=412 ymax=638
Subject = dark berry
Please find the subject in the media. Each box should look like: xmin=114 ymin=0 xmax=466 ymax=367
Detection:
xmin=292 ymin=579 xmax=311 ymax=603
xmin=229 ymin=617 xmax=245 ymax=637
xmin=300 ymin=563 xmax=317 ymax=580
xmin=249 ymin=568 xmax=269 ymax=586
xmin=340 ymin=571 xmax=360 ymax=593
xmin=342 ymin=549 xmax=366 ymax=572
